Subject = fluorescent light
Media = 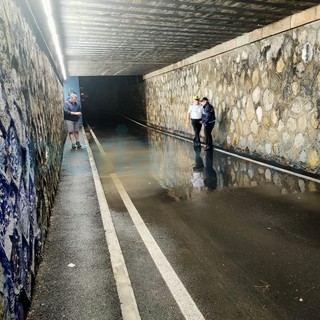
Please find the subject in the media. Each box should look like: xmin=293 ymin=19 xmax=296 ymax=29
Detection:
xmin=42 ymin=0 xmax=67 ymax=80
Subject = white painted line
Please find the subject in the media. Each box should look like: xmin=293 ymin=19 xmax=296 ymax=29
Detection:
xmin=118 ymin=115 xmax=320 ymax=185
xmin=114 ymin=112 xmax=192 ymax=144
xmin=82 ymin=128 xmax=141 ymax=320
xmin=213 ymin=148 xmax=320 ymax=184
xmin=111 ymin=173 xmax=205 ymax=320
xmin=87 ymin=125 xmax=106 ymax=155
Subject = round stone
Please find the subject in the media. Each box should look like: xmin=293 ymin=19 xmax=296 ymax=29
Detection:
xmin=252 ymin=86 xmax=261 ymax=105
xmin=263 ymin=89 xmax=274 ymax=111
xmin=252 ymin=68 xmax=260 ymax=87
xmin=265 ymin=142 xmax=272 ymax=154
xmin=298 ymin=115 xmax=307 ymax=131
xmin=299 ymin=150 xmax=307 ymax=162
xmin=276 ymin=58 xmax=285 ymax=73
xmin=250 ymin=120 xmax=258 ymax=134
xmin=308 ymin=150 xmax=319 ymax=167
xmin=294 ymin=133 xmax=305 ymax=149
xmin=287 ymin=118 xmax=297 ymax=132
xmin=291 ymin=100 xmax=301 ymax=114
xmin=256 ymin=106 xmax=263 ymax=122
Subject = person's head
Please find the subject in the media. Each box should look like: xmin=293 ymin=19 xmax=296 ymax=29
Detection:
xmin=193 ymin=95 xmax=200 ymax=104
xmin=200 ymin=97 xmax=208 ymax=106
xmin=69 ymin=93 xmax=77 ymax=103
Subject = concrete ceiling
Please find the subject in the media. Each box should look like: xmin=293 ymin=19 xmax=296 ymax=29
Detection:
xmin=54 ymin=0 xmax=319 ymax=77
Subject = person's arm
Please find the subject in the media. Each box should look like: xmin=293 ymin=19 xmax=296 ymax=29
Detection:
xmin=186 ymin=111 xmax=191 ymax=125
xmin=186 ymin=106 xmax=192 ymax=125
xmin=202 ymin=105 xmax=209 ymax=124
xmin=64 ymin=101 xmax=81 ymax=116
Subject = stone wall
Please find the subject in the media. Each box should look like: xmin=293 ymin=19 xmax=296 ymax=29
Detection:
xmin=0 ymin=1 xmax=65 ymax=318
xmin=144 ymin=19 xmax=320 ymax=177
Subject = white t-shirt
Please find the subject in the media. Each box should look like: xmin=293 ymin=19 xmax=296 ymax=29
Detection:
xmin=188 ymin=104 xmax=203 ymax=119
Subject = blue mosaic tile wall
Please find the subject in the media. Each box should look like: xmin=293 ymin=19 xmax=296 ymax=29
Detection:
xmin=0 ymin=1 xmax=66 ymax=318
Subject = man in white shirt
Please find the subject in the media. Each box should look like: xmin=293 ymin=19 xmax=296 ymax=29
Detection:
xmin=186 ymin=95 xmax=203 ymax=146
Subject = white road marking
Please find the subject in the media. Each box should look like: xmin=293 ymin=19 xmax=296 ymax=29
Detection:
xmin=82 ymin=128 xmax=141 ymax=320
xmin=111 ymin=173 xmax=205 ymax=320
xmin=87 ymin=125 xmax=106 ymax=155
xmin=214 ymin=148 xmax=320 ymax=184
xmin=86 ymin=125 xmax=205 ymax=318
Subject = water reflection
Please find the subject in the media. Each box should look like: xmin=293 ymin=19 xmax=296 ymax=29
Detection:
xmin=147 ymin=130 xmax=320 ymax=198
xmin=191 ymin=146 xmax=217 ymax=191
xmin=203 ymin=149 xmax=217 ymax=190
xmin=191 ymin=146 xmax=205 ymax=190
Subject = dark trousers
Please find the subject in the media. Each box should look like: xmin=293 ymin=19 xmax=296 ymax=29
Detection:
xmin=204 ymin=122 xmax=214 ymax=148
xmin=191 ymin=119 xmax=202 ymax=144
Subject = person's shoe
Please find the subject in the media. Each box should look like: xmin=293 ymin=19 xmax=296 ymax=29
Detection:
xmin=71 ymin=143 xmax=76 ymax=150
xmin=76 ymin=141 xmax=82 ymax=148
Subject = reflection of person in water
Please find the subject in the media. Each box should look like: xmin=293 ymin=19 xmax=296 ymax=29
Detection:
xmin=191 ymin=146 xmax=205 ymax=189
xmin=204 ymin=149 xmax=217 ymax=190
xmin=191 ymin=146 xmax=217 ymax=191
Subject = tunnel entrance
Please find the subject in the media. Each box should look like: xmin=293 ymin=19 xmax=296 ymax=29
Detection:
xmin=79 ymin=76 xmax=145 ymax=127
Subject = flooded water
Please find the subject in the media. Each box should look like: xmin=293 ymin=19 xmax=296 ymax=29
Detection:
xmin=88 ymin=118 xmax=320 ymax=320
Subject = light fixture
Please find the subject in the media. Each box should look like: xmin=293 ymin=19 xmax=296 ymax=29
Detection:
xmin=41 ymin=0 xmax=67 ymax=80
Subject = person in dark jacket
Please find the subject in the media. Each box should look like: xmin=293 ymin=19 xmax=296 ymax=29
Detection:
xmin=201 ymin=97 xmax=216 ymax=151
xmin=64 ymin=93 xmax=82 ymax=149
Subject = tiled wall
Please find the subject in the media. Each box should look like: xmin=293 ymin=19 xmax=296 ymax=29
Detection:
xmin=0 ymin=1 xmax=65 ymax=318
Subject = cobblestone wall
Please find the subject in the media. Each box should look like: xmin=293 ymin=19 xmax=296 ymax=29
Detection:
xmin=0 ymin=1 xmax=65 ymax=318
xmin=145 ymin=20 xmax=320 ymax=177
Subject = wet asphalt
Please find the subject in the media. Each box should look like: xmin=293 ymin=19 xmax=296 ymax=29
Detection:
xmin=29 ymin=116 xmax=320 ymax=320
xmin=27 ymin=134 xmax=121 ymax=320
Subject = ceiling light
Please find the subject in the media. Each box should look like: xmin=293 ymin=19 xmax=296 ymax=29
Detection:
xmin=42 ymin=0 xmax=67 ymax=80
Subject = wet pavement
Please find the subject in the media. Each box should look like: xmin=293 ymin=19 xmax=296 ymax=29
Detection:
xmin=29 ymin=115 xmax=320 ymax=320
xmin=27 ymin=134 xmax=121 ymax=320
xmin=90 ymin=117 xmax=320 ymax=320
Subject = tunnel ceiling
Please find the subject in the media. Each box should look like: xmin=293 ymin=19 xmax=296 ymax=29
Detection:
xmin=56 ymin=0 xmax=319 ymax=77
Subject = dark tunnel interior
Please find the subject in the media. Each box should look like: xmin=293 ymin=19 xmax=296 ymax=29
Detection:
xmin=79 ymin=76 xmax=145 ymax=129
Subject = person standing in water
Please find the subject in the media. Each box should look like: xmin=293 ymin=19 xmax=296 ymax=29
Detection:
xmin=186 ymin=95 xmax=203 ymax=147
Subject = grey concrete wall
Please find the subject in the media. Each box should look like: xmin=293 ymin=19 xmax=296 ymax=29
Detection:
xmin=0 ymin=1 xmax=65 ymax=318
xmin=144 ymin=18 xmax=320 ymax=177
